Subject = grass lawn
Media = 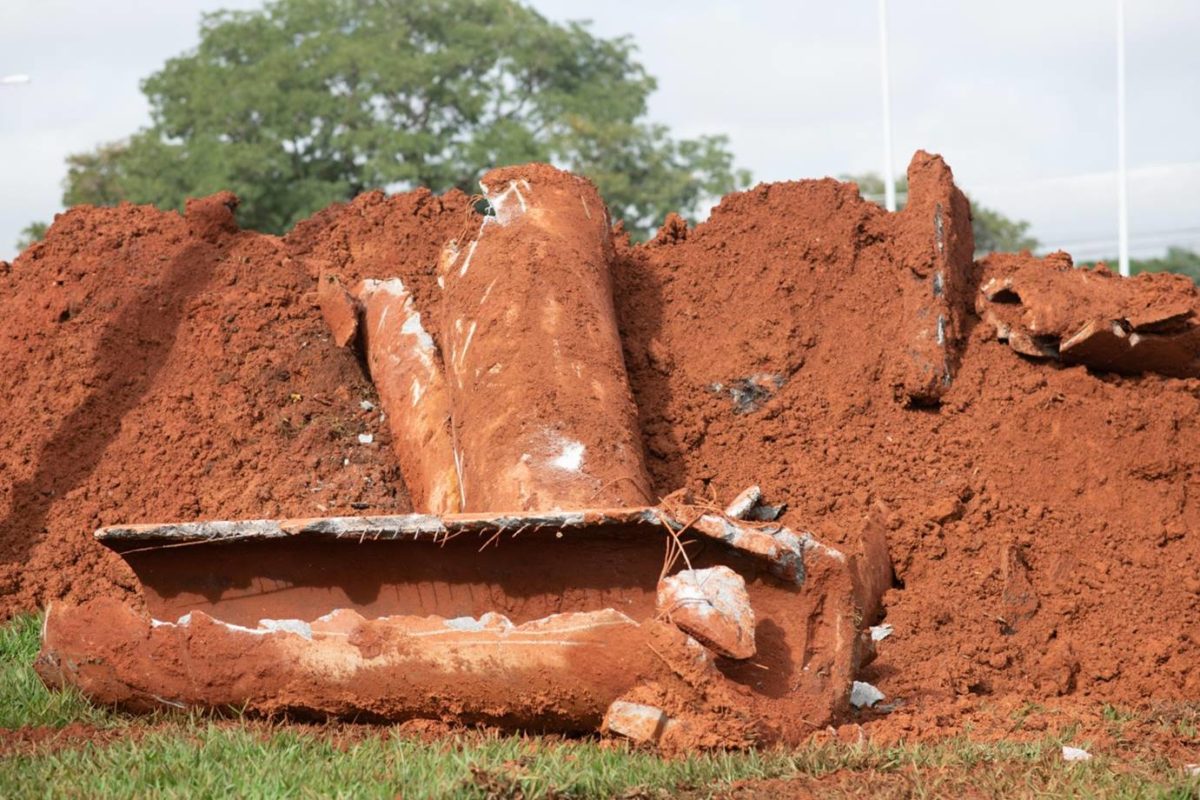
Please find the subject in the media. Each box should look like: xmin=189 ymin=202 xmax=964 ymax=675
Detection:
xmin=3 ymin=614 xmax=1198 ymax=799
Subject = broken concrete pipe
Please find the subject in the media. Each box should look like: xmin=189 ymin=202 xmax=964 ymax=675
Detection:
xmin=317 ymin=273 xmax=461 ymax=515
xmin=437 ymin=165 xmax=653 ymax=512
xmin=39 ymin=504 xmax=888 ymax=745
xmin=42 ymin=163 xmax=894 ymax=747
xmin=975 ymin=253 xmax=1200 ymax=378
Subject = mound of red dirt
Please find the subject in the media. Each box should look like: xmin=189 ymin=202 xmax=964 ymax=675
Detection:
xmin=611 ymin=155 xmax=1200 ymax=718
xmin=3 ymin=151 xmax=1199 ymax=738
xmin=0 ymin=194 xmax=409 ymax=616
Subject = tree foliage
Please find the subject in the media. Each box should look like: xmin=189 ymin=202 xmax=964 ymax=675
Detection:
xmin=15 ymin=222 xmax=48 ymax=252
xmin=970 ymin=205 xmax=1038 ymax=255
xmin=1130 ymin=246 xmax=1200 ymax=283
xmin=60 ymin=0 xmax=748 ymax=237
xmin=841 ymin=172 xmax=1039 ymax=255
xmin=1080 ymin=247 xmax=1200 ymax=285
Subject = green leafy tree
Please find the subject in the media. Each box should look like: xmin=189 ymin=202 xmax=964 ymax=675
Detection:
xmin=841 ymin=172 xmax=1039 ymax=255
xmin=61 ymin=0 xmax=749 ymax=237
xmin=1130 ymin=246 xmax=1200 ymax=283
xmin=15 ymin=222 xmax=48 ymax=252
xmin=970 ymin=205 xmax=1038 ymax=255
xmin=1081 ymin=247 xmax=1200 ymax=285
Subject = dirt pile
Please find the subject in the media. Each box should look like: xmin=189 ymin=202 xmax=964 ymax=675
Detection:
xmin=4 ymin=151 xmax=1200 ymax=738
xmin=611 ymin=155 xmax=1200 ymax=717
xmin=0 ymin=194 xmax=407 ymax=616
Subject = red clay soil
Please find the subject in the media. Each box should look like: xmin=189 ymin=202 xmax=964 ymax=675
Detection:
xmin=610 ymin=155 xmax=1200 ymax=731
xmin=0 ymin=193 xmax=406 ymax=617
xmin=4 ymin=151 xmax=1200 ymax=741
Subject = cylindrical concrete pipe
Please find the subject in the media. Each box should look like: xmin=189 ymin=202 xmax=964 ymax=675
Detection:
xmin=356 ymin=278 xmax=461 ymax=515
xmin=438 ymin=164 xmax=652 ymax=512
xmin=38 ymin=598 xmax=717 ymax=733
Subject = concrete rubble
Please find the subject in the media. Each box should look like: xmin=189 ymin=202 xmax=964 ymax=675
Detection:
xmin=849 ymin=681 xmax=885 ymax=709
xmin=657 ymin=566 xmax=756 ymax=659
xmin=977 ymin=251 xmax=1200 ymax=378
xmin=602 ymin=700 xmax=670 ymax=744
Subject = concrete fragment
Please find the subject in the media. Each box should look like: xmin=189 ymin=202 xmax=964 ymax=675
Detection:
xmin=657 ymin=566 xmax=756 ymax=659
xmin=1061 ymin=746 xmax=1092 ymax=762
xmin=849 ymin=681 xmax=885 ymax=708
xmin=891 ymin=151 xmax=976 ymax=405
xmin=38 ymin=598 xmax=689 ymax=732
xmin=745 ymin=503 xmax=785 ymax=522
xmin=356 ymin=278 xmax=461 ymax=514
xmin=724 ymin=485 xmax=762 ymax=520
xmin=1059 ymin=318 xmax=1200 ymax=377
xmin=603 ymin=700 xmax=669 ymax=744
xmin=850 ymin=504 xmax=895 ymax=627
xmin=711 ymin=374 xmax=785 ymax=414
xmin=977 ymin=251 xmax=1200 ymax=378
xmin=316 ymin=275 xmax=360 ymax=348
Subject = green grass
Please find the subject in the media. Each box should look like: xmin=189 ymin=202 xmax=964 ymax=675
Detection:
xmin=2 ymin=614 xmax=1198 ymax=799
xmin=0 ymin=614 xmax=117 ymax=729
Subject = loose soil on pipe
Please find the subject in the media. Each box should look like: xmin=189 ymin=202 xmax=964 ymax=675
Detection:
xmin=3 ymin=152 xmax=1200 ymax=744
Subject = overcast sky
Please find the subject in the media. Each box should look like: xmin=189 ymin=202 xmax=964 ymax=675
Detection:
xmin=2 ymin=0 xmax=1198 ymax=262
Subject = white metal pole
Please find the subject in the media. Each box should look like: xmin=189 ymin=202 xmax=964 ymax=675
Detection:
xmin=877 ymin=0 xmax=896 ymax=212
xmin=1116 ymin=0 xmax=1130 ymax=276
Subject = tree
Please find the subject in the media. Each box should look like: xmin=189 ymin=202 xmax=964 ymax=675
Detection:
xmin=15 ymin=222 xmax=48 ymax=252
xmin=1080 ymin=247 xmax=1200 ymax=285
xmin=61 ymin=0 xmax=749 ymax=238
xmin=970 ymin=205 xmax=1038 ymax=255
xmin=840 ymin=172 xmax=1039 ymax=255
xmin=1131 ymin=246 xmax=1200 ymax=284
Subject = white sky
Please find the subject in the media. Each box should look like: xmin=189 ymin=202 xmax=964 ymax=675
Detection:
xmin=2 ymin=0 xmax=1198 ymax=261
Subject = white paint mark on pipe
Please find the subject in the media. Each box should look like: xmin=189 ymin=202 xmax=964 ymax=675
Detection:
xmin=550 ymin=439 xmax=585 ymax=471
xmin=459 ymin=239 xmax=479 ymax=277
xmin=479 ymin=277 xmax=498 ymax=306
xmin=400 ymin=305 xmax=436 ymax=354
xmin=458 ymin=321 xmax=478 ymax=368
